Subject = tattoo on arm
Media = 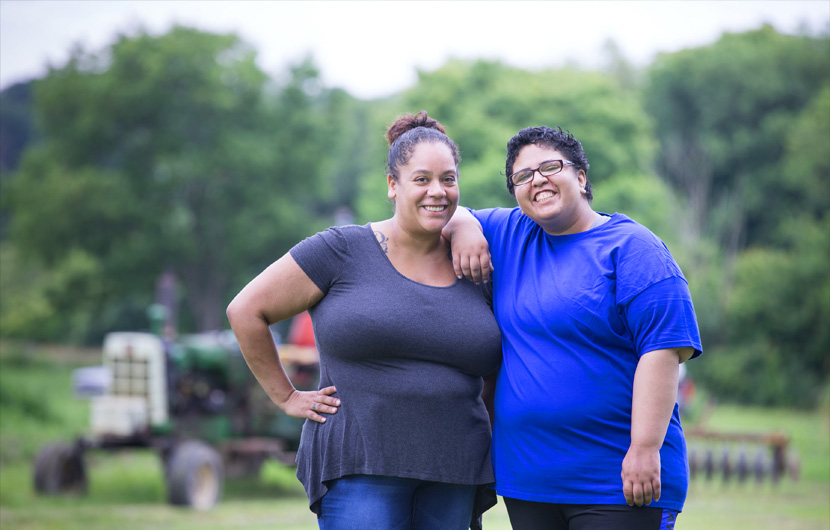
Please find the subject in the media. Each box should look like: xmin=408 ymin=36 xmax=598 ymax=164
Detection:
xmin=374 ymin=230 xmax=389 ymax=253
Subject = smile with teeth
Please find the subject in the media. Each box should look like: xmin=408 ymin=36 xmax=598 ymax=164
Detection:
xmin=534 ymin=191 xmax=556 ymax=202
xmin=423 ymin=205 xmax=447 ymax=212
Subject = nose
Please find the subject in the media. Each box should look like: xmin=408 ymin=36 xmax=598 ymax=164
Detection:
xmin=531 ymin=169 xmax=550 ymax=186
xmin=427 ymin=179 xmax=446 ymax=197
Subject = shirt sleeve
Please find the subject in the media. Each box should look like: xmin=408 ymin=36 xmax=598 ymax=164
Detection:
xmin=289 ymin=227 xmax=351 ymax=295
xmin=469 ymin=207 xmax=518 ymax=248
xmin=624 ymin=276 xmax=703 ymax=360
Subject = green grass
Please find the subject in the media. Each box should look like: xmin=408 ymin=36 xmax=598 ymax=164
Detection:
xmin=1 ymin=343 xmax=828 ymax=529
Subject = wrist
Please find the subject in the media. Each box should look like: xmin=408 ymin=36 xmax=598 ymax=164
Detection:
xmin=273 ymin=387 xmax=297 ymax=409
xmin=629 ymin=440 xmax=662 ymax=452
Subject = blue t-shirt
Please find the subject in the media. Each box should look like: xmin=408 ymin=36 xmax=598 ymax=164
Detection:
xmin=472 ymin=208 xmax=702 ymax=511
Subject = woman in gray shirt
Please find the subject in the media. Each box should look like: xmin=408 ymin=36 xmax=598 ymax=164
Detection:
xmin=227 ymin=111 xmax=502 ymax=530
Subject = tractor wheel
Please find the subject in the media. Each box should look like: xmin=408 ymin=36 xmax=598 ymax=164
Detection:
xmin=166 ymin=440 xmax=224 ymax=510
xmin=33 ymin=442 xmax=87 ymax=495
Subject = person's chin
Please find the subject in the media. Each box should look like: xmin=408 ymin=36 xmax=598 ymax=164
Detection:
xmin=522 ymin=201 xmax=560 ymax=224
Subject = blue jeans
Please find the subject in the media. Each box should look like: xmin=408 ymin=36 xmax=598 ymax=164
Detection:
xmin=317 ymin=474 xmax=477 ymax=530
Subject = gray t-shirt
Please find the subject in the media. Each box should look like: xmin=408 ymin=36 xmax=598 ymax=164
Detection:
xmin=289 ymin=224 xmax=502 ymax=515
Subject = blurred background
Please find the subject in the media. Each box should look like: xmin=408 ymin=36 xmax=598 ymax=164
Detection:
xmin=0 ymin=1 xmax=828 ymax=529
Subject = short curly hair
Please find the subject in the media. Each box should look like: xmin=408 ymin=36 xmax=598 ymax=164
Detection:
xmin=505 ymin=126 xmax=591 ymax=200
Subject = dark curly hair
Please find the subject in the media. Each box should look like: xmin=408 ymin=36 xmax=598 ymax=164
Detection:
xmin=505 ymin=126 xmax=591 ymax=200
xmin=386 ymin=111 xmax=460 ymax=180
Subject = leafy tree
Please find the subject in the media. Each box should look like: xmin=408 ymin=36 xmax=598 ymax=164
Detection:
xmin=645 ymin=26 xmax=830 ymax=253
xmin=702 ymin=86 xmax=830 ymax=407
xmin=0 ymin=81 xmax=35 ymax=173
xmin=5 ymin=27 xmax=344 ymax=338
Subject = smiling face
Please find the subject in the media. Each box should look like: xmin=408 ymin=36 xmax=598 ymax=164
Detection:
xmin=387 ymin=141 xmax=459 ymax=236
xmin=511 ymin=144 xmax=593 ymax=235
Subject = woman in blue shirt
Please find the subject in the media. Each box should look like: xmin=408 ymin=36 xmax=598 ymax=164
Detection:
xmin=445 ymin=126 xmax=702 ymax=530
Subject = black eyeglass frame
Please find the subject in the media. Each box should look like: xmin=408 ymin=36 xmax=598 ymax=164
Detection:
xmin=509 ymin=159 xmax=576 ymax=187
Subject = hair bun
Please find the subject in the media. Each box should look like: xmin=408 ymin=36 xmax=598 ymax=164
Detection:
xmin=385 ymin=110 xmax=447 ymax=146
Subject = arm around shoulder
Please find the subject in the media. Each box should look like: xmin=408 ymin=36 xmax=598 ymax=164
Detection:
xmin=443 ymin=207 xmax=492 ymax=284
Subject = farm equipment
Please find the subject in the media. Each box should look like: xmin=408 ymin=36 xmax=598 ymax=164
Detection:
xmin=686 ymin=429 xmax=800 ymax=484
xmin=683 ymin=399 xmax=801 ymax=485
xmin=32 ymin=306 xmax=319 ymax=509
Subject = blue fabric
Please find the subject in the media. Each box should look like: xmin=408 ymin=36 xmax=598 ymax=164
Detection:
xmin=471 ymin=208 xmax=702 ymax=511
xmin=318 ymin=475 xmax=477 ymax=530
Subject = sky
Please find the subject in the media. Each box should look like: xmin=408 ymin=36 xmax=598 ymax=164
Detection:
xmin=1 ymin=1 xmax=828 ymax=100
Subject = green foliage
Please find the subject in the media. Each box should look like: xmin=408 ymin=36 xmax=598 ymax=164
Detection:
xmin=0 ymin=350 xmax=89 ymax=465
xmin=591 ymin=172 xmax=679 ymax=245
xmin=4 ymin=27 xmax=359 ymax=337
xmin=645 ymin=26 xmax=830 ymax=249
xmin=708 ymin=216 xmax=829 ymax=407
xmin=0 ymin=82 xmax=35 ymax=219
xmin=644 ymin=27 xmax=830 ymax=407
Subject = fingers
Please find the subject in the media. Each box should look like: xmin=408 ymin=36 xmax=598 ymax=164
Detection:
xmin=479 ymin=252 xmax=493 ymax=283
xmin=452 ymin=253 xmax=464 ymax=280
xmin=621 ymin=446 xmax=661 ymax=507
xmin=622 ymin=477 xmax=633 ymax=506
xmin=468 ymin=256 xmax=483 ymax=284
xmin=308 ymin=387 xmax=340 ymax=423
xmin=622 ymin=477 xmax=658 ymax=507
xmin=645 ymin=479 xmax=656 ymax=505
xmin=455 ymin=255 xmax=476 ymax=283
xmin=318 ymin=385 xmax=338 ymax=396
xmin=454 ymin=254 xmax=493 ymax=284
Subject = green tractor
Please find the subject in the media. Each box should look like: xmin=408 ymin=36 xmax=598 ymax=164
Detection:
xmin=32 ymin=305 xmax=319 ymax=509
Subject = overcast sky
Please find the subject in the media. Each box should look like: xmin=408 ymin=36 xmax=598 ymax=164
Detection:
xmin=1 ymin=1 xmax=828 ymax=99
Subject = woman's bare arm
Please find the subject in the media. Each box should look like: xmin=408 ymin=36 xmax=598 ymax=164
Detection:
xmin=443 ymin=207 xmax=492 ymax=284
xmin=227 ymin=253 xmax=340 ymax=423
xmin=621 ymin=347 xmax=694 ymax=506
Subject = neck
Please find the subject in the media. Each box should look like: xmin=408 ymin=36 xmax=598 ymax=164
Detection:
xmin=382 ymin=217 xmax=446 ymax=256
xmin=541 ymin=206 xmax=598 ymax=236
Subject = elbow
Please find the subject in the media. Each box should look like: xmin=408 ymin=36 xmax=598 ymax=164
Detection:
xmin=225 ymin=295 xmax=247 ymax=330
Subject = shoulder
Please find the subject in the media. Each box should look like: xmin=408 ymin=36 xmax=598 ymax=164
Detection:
xmin=472 ymin=206 xmax=539 ymax=238
xmin=602 ymin=215 xmax=686 ymax=302
xmin=471 ymin=206 xmax=522 ymax=226
xmin=601 ymin=214 xmax=673 ymax=256
xmin=291 ymin=224 xmax=371 ymax=260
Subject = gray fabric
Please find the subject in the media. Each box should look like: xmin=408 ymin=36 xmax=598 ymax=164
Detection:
xmin=289 ymin=224 xmax=502 ymax=517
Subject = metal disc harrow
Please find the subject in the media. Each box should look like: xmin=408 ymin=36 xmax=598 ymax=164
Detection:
xmin=686 ymin=430 xmax=800 ymax=484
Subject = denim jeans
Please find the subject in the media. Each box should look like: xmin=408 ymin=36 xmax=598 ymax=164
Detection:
xmin=317 ymin=474 xmax=477 ymax=530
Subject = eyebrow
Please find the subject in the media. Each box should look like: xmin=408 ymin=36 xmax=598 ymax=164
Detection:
xmin=411 ymin=168 xmax=457 ymax=175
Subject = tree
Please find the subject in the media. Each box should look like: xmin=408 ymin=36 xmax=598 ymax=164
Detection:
xmin=5 ymin=27 xmax=344 ymax=338
xmin=645 ymin=26 xmax=830 ymax=254
xmin=647 ymin=30 xmax=830 ymax=406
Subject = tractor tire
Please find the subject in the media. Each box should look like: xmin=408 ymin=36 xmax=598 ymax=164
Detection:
xmin=166 ymin=440 xmax=224 ymax=510
xmin=33 ymin=442 xmax=87 ymax=495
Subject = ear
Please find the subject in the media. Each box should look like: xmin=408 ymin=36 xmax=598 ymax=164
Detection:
xmin=577 ymin=170 xmax=587 ymax=192
xmin=387 ymin=174 xmax=397 ymax=200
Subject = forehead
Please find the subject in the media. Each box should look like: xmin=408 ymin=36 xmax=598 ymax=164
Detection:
xmin=405 ymin=141 xmax=456 ymax=168
xmin=513 ymin=144 xmax=565 ymax=170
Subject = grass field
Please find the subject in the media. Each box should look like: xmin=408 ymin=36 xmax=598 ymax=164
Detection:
xmin=1 ymin=343 xmax=828 ymax=530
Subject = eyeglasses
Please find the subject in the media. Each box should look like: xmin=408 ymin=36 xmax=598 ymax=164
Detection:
xmin=509 ymin=159 xmax=575 ymax=187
